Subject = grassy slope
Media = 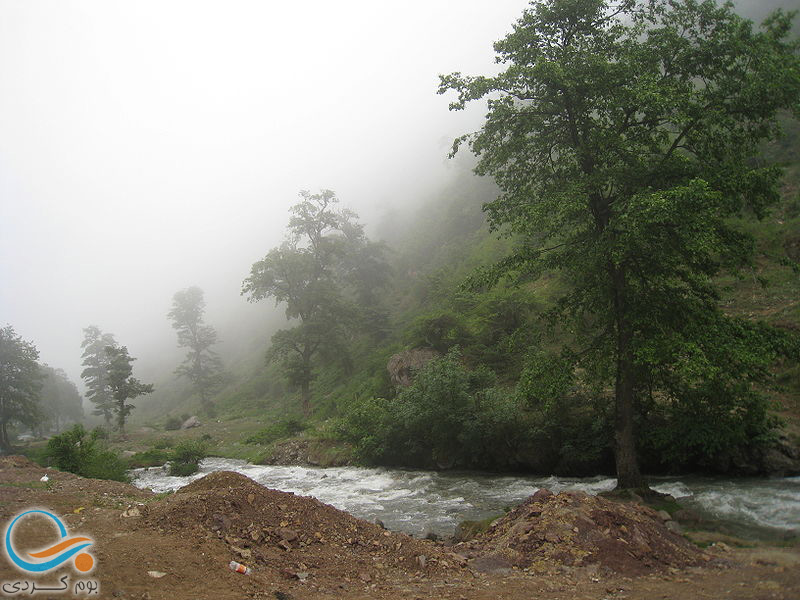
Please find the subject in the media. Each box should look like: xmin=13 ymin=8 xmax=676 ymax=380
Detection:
xmin=114 ymin=116 xmax=800 ymax=467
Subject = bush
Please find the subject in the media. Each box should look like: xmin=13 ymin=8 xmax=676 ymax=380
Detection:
xmin=245 ymin=417 xmax=307 ymax=445
xmin=164 ymin=417 xmax=182 ymax=431
xmin=44 ymin=425 xmax=129 ymax=482
xmin=168 ymin=440 xmax=207 ymax=476
xmin=339 ymin=349 xmax=482 ymax=468
xmin=127 ymin=448 xmax=171 ymax=468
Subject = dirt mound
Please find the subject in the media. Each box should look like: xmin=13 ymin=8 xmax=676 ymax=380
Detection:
xmin=462 ymin=489 xmax=707 ymax=576
xmin=145 ymin=471 xmax=463 ymax=584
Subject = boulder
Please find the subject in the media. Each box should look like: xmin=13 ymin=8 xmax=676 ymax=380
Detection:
xmin=181 ymin=416 xmax=201 ymax=429
xmin=387 ymin=348 xmax=440 ymax=388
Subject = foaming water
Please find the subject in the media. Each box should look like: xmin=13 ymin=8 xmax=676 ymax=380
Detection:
xmin=132 ymin=460 xmax=799 ymax=538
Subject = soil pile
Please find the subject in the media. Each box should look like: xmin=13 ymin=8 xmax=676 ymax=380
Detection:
xmin=461 ymin=489 xmax=707 ymax=576
xmin=144 ymin=471 xmax=462 ymax=584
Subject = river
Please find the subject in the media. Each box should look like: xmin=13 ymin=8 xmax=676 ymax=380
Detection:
xmin=132 ymin=458 xmax=800 ymax=539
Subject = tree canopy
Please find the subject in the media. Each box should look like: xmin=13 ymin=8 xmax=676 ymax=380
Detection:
xmin=80 ymin=326 xmax=117 ymax=426
xmin=0 ymin=325 xmax=42 ymax=449
xmin=439 ymin=0 xmax=800 ymax=489
xmin=168 ymin=286 xmax=223 ymax=415
xmin=106 ymin=345 xmax=154 ymax=435
xmin=242 ymin=189 xmax=389 ymax=416
xmin=38 ymin=365 xmax=83 ymax=434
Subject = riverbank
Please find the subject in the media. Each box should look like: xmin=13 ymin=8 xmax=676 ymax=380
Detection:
xmin=1 ymin=455 xmax=798 ymax=600
xmin=131 ymin=457 xmax=800 ymax=542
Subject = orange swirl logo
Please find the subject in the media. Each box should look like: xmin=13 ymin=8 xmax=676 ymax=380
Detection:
xmin=4 ymin=510 xmax=95 ymax=573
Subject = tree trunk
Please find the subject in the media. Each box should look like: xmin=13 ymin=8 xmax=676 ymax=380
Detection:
xmin=0 ymin=421 xmax=8 ymax=451
xmin=300 ymin=379 xmax=311 ymax=418
xmin=611 ymin=264 xmax=647 ymax=491
xmin=200 ymin=389 xmax=215 ymax=417
xmin=116 ymin=401 xmax=126 ymax=436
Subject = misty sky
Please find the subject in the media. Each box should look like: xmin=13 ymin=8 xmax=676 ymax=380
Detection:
xmin=0 ymin=0 xmax=531 ymax=384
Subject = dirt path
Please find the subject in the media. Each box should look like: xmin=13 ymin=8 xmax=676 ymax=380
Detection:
xmin=0 ymin=456 xmax=797 ymax=600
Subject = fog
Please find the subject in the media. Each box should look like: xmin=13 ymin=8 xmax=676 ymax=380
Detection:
xmin=0 ymin=0 xmax=531 ymax=386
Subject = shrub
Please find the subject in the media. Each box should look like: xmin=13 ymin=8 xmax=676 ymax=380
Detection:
xmin=245 ymin=417 xmax=307 ymax=445
xmin=127 ymin=448 xmax=171 ymax=468
xmin=164 ymin=417 xmax=182 ymax=431
xmin=168 ymin=440 xmax=207 ymax=476
xmin=44 ymin=425 xmax=129 ymax=482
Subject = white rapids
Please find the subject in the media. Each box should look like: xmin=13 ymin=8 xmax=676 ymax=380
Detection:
xmin=131 ymin=458 xmax=800 ymax=538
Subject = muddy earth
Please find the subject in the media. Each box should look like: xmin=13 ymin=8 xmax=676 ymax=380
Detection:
xmin=0 ymin=456 xmax=798 ymax=599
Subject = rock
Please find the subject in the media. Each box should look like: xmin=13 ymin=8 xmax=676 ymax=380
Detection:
xmin=470 ymin=554 xmax=513 ymax=574
xmin=147 ymin=571 xmax=166 ymax=578
xmin=277 ymin=527 xmax=298 ymax=542
xmin=375 ymin=519 xmax=386 ymax=529
xmin=181 ymin=416 xmax=201 ymax=429
xmin=672 ymin=508 xmax=703 ymax=526
xmin=387 ymin=348 xmax=440 ymax=387
xmin=761 ymin=444 xmax=800 ymax=477
xmin=423 ymin=529 xmax=439 ymax=541
xmin=664 ymin=520 xmax=683 ymax=534
xmin=416 ymin=555 xmax=427 ymax=569
xmin=656 ymin=510 xmax=671 ymax=522
xmin=531 ymin=488 xmax=554 ymax=502
xmin=231 ymin=546 xmax=252 ymax=560
xmin=121 ymin=506 xmax=141 ymax=518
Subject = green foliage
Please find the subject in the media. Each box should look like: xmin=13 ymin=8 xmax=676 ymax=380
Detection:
xmin=37 ymin=365 xmax=83 ymax=434
xmin=245 ymin=417 xmax=307 ymax=445
xmin=168 ymin=439 xmax=207 ymax=476
xmin=338 ymin=349 xmax=613 ymax=473
xmin=439 ymin=0 xmax=800 ymax=487
xmin=127 ymin=447 xmax=171 ymax=468
xmin=242 ymin=189 xmax=389 ymax=416
xmin=80 ymin=326 xmax=117 ymax=426
xmin=168 ymin=286 xmax=223 ymax=416
xmin=44 ymin=425 xmax=129 ymax=482
xmin=164 ymin=416 xmax=182 ymax=431
xmin=106 ymin=345 xmax=154 ymax=434
xmin=0 ymin=325 xmax=42 ymax=449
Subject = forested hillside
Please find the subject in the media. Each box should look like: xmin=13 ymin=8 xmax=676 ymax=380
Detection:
xmin=152 ymin=108 xmax=799 ymax=478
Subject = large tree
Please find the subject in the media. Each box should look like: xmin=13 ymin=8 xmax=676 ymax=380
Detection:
xmin=106 ymin=345 xmax=154 ymax=435
xmin=80 ymin=326 xmax=117 ymax=426
xmin=38 ymin=366 xmax=84 ymax=434
xmin=168 ymin=286 xmax=223 ymax=415
xmin=242 ymin=189 xmax=388 ymax=416
xmin=0 ymin=326 xmax=42 ymax=450
xmin=440 ymin=0 xmax=800 ymax=489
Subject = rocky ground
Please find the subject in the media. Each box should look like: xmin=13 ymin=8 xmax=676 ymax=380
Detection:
xmin=0 ymin=455 xmax=798 ymax=600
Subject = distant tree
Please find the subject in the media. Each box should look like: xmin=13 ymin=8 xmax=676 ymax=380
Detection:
xmin=105 ymin=345 xmax=154 ymax=435
xmin=243 ymin=189 xmax=388 ymax=416
xmin=0 ymin=326 xmax=42 ymax=450
xmin=38 ymin=366 xmax=83 ymax=434
xmin=168 ymin=286 xmax=223 ymax=415
xmin=80 ymin=326 xmax=117 ymax=425
xmin=439 ymin=0 xmax=800 ymax=489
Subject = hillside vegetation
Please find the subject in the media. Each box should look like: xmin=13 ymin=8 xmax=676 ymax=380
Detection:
xmin=126 ymin=112 xmax=800 ymax=479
